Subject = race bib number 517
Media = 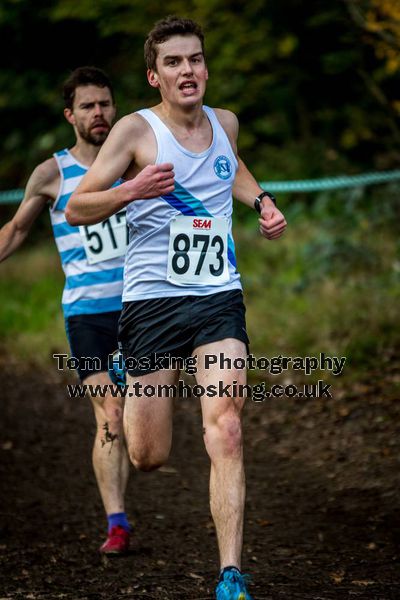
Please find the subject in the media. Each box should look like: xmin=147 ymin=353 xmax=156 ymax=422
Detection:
xmin=79 ymin=211 xmax=128 ymax=265
xmin=167 ymin=215 xmax=229 ymax=286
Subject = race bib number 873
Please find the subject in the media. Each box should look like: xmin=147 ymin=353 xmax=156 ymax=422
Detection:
xmin=167 ymin=215 xmax=229 ymax=286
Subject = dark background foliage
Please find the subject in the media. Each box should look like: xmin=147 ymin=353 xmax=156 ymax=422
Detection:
xmin=1 ymin=0 xmax=399 ymax=190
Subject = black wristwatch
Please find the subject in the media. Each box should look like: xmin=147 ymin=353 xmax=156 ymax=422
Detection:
xmin=254 ymin=191 xmax=276 ymax=213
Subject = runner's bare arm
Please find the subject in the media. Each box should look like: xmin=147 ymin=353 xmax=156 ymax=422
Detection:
xmin=0 ymin=159 xmax=57 ymax=262
xmin=214 ymin=108 xmax=287 ymax=240
xmin=234 ymin=156 xmax=287 ymax=240
xmin=232 ymin=157 xmax=274 ymax=209
xmin=66 ymin=115 xmax=175 ymax=226
xmin=214 ymin=109 xmax=274 ymax=208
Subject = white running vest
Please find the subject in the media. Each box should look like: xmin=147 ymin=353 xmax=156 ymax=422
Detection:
xmin=123 ymin=106 xmax=242 ymax=301
xmin=50 ymin=149 xmax=125 ymax=318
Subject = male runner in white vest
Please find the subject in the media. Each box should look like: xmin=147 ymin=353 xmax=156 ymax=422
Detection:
xmin=66 ymin=18 xmax=287 ymax=600
xmin=0 ymin=66 xmax=172 ymax=556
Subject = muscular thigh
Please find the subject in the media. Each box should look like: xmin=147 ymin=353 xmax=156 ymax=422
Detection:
xmin=124 ymin=370 xmax=178 ymax=445
xmin=194 ymin=338 xmax=248 ymax=424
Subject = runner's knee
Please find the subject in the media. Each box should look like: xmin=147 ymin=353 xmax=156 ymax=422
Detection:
xmin=91 ymin=394 xmax=124 ymax=430
xmin=204 ymin=410 xmax=243 ymax=458
xmin=128 ymin=445 xmax=169 ymax=472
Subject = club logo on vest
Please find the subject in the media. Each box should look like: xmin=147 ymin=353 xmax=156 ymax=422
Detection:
xmin=213 ymin=155 xmax=232 ymax=180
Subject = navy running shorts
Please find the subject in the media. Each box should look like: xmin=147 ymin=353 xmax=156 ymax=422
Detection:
xmin=118 ymin=289 xmax=249 ymax=376
xmin=65 ymin=310 xmax=120 ymax=381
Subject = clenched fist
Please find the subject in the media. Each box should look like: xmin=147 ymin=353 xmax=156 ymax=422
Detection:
xmin=123 ymin=163 xmax=175 ymax=200
xmin=259 ymin=204 xmax=287 ymax=240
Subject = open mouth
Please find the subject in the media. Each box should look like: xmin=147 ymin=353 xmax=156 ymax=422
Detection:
xmin=179 ymin=81 xmax=197 ymax=91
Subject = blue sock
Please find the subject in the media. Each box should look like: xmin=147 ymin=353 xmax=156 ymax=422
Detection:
xmin=107 ymin=512 xmax=131 ymax=533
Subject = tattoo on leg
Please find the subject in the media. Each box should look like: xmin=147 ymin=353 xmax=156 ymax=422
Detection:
xmin=101 ymin=422 xmax=119 ymax=453
xmin=203 ymin=427 xmax=206 ymax=436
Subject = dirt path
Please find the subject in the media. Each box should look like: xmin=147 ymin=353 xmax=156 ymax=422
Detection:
xmin=0 ymin=359 xmax=399 ymax=599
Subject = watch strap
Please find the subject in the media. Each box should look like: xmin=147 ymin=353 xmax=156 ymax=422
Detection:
xmin=254 ymin=191 xmax=276 ymax=213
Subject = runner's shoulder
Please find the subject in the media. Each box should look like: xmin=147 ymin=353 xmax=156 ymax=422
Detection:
xmin=30 ymin=157 xmax=59 ymax=187
xmin=213 ymin=108 xmax=239 ymax=133
xmin=105 ymin=113 xmax=152 ymax=156
xmin=26 ymin=157 xmax=59 ymax=200
xmin=112 ymin=112 xmax=152 ymax=137
xmin=213 ymin=108 xmax=239 ymax=152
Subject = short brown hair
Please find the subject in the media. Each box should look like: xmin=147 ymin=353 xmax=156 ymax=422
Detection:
xmin=144 ymin=15 xmax=205 ymax=71
xmin=63 ymin=66 xmax=115 ymax=109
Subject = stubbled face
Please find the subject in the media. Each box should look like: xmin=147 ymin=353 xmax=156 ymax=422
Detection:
xmin=65 ymin=85 xmax=116 ymax=146
xmin=148 ymin=34 xmax=208 ymax=108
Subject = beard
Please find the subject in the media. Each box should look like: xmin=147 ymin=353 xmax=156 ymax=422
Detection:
xmin=77 ymin=122 xmax=110 ymax=146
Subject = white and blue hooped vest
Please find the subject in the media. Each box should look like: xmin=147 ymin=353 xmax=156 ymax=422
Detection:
xmin=50 ymin=149 xmax=124 ymax=318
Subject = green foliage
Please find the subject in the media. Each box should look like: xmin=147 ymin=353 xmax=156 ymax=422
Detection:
xmin=0 ymin=243 xmax=66 ymax=362
xmin=0 ymin=0 xmax=400 ymax=188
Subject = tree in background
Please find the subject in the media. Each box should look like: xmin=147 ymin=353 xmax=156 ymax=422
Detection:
xmin=1 ymin=0 xmax=400 ymax=191
xmin=347 ymin=0 xmax=400 ymax=73
xmin=346 ymin=0 xmax=400 ymax=153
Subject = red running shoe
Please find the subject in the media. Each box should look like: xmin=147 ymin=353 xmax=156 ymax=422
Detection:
xmin=99 ymin=525 xmax=130 ymax=555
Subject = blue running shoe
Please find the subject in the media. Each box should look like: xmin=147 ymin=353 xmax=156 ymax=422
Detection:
xmin=216 ymin=568 xmax=253 ymax=600
xmin=108 ymin=349 xmax=126 ymax=386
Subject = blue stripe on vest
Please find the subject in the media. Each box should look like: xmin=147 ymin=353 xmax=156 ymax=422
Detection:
xmin=63 ymin=296 xmax=122 ymax=318
xmin=162 ymin=181 xmax=237 ymax=268
xmin=60 ymin=246 xmax=86 ymax=264
xmin=161 ymin=192 xmax=198 ymax=216
xmin=65 ymin=267 xmax=125 ymax=290
xmin=56 ymin=193 xmax=71 ymax=211
xmin=63 ymin=164 xmax=87 ymax=179
xmin=55 ymin=180 xmax=119 ymax=214
xmin=53 ymin=221 xmax=79 ymax=238
xmin=56 ymin=149 xmax=68 ymax=157
xmin=162 ymin=182 xmax=209 ymax=216
xmin=227 ymin=245 xmax=236 ymax=268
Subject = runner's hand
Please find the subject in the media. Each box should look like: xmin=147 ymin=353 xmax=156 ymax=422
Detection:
xmin=122 ymin=163 xmax=175 ymax=200
xmin=259 ymin=204 xmax=287 ymax=240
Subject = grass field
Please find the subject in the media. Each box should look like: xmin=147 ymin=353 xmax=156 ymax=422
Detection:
xmin=0 ymin=240 xmax=67 ymax=362
xmin=1 ymin=187 xmax=399 ymax=384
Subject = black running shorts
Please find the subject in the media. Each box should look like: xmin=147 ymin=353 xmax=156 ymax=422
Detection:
xmin=65 ymin=310 xmax=120 ymax=381
xmin=118 ymin=290 xmax=249 ymax=376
